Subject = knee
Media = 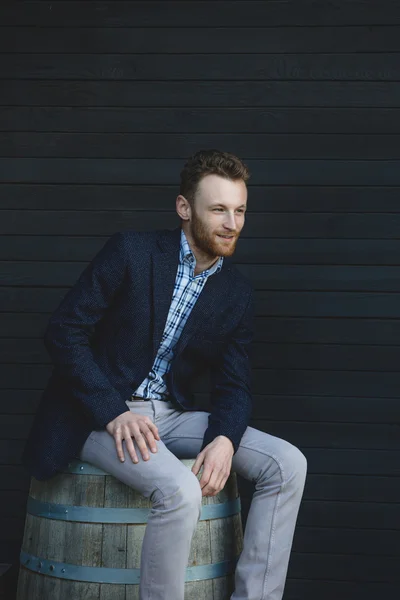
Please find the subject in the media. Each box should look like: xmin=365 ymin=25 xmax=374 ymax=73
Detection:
xmin=281 ymin=443 xmax=307 ymax=488
xmin=182 ymin=472 xmax=203 ymax=508
xmin=168 ymin=471 xmax=202 ymax=516
xmin=257 ymin=437 xmax=307 ymax=489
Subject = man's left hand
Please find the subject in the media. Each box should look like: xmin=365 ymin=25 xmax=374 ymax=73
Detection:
xmin=191 ymin=436 xmax=234 ymax=497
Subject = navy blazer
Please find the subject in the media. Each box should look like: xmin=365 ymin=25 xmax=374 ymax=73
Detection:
xmin=22 ymin=226 xmax=254 ymax=480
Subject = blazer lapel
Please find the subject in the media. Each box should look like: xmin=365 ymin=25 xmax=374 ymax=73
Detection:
xmin=173 ymin=264 xmax=231 ymax=357
xmin=151 ymin=227 xmax=181 ymax=357
xmin=151 ymin=226 xmax=233 ymax=358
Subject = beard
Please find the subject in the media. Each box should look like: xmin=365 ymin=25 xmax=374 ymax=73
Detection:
xmin=190 ymin=209 xmax=240 ymax=258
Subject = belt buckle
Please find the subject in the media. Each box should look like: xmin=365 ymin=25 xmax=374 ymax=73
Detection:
xmin=131 ymin=395 xmax=145 ymax=402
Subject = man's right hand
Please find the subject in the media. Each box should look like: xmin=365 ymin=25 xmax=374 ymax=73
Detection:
xmin=106 ymin=410 xmax=160 ymax=463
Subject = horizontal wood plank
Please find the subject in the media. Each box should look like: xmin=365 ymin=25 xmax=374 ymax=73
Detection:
xmin=252 ymin=421 xmax=400 ymax=451
xmin=288 ymin=552 xmax=399 ymax=582
xmin=238 ymin=265 xmax=400 ymax=291
xmin=2 ymin=26 xmax=400 ymax=55
xmin=3 ymin=54 xmax=400 ymax=82
xmin=255 ymin=292 xmax=400 ymax=318
xmin=252 ymin=317 xmax=400 ymax=344
xmin=3 ymin=132 xmax=400 ymax=160
xmin=303 ymin=475 xmax=400 ymax=504
xmin=284 ymin=579 xmax=399 ymax=600
xmin=298 ymin=499 xmax=400 ymax=530
xmin=2 ymin=2 xmax=400 ymax=27
xmin=292 ymin=526 xmax=400 ymax=556
xmin=0 ymin=287 xmax=68 ymax=312
xmin=250 ymin=343 xmax=400 ymax=370
xmin=2 ymin=108 xmax=400 ymax=134
xmin=2 ymin=81 xmax=400 ymax=108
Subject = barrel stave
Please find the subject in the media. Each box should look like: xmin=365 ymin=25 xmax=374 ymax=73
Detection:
xmin=17 ymin=460 xmax=243 ymax=600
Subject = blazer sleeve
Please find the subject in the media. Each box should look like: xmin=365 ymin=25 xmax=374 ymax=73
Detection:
xmin=43 ymin=231 xmax=130 ymax=428
xmin=200 ymin=286 xmax=254 ymax=454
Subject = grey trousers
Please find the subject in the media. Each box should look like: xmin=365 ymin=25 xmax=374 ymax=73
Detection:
xmin=78 ymin=399 xmax=307 ymax=600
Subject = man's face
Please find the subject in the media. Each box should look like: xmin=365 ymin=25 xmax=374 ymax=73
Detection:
xmin=182 ymin=174 xmax=247 ymax=258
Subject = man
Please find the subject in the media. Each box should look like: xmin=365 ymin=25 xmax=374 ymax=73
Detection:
xmin=22 ymin=149 xmax=307 ymax=600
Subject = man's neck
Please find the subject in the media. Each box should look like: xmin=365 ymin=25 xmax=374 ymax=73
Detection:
xmin=182 ymin=226 xmax=220 ymax=275
xmin=194 ymin=257 xmax=220 ymax=276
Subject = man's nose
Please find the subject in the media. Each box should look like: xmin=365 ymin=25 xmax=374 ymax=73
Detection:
xmin=223 ymin=212 xmax=236 ymax=230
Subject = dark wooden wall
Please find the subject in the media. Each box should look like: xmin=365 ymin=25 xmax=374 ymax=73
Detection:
xmin=1 ymin=1 xmax=399 ymax=598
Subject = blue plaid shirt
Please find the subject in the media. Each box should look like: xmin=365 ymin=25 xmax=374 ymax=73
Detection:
xmin=133 ymin=229 xmax=224 ymax=400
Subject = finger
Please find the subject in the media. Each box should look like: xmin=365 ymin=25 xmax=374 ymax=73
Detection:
xmin=124 ymin=435 xmax=139 ymax=464
xmin=213 ymin=473 xmax=228 ymax=496
xmin=202 ymin=482 xmax=217 ymax=497
xmin=147 ymin=421 xmax=161 ymax=441
xmin=199 ymin=465 xmax=213 ymax=490
xmin=202 ymin=470 xmax=219 ymax=496
xmin=131 ymin=429 xmax=150 ymax=461
xmin=191 ymin=453 xmax=205 ymax=476
xmin=141 ymin=417 xmax=159 ymax=438
xmin=114 ymin=431 xmax=125 ymax=462
xmin=141 ymin=426 xmax=158 ymax=453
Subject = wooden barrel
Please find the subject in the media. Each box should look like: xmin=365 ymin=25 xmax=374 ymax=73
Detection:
xmin=17 ymin=459 xmax=243 ymax=600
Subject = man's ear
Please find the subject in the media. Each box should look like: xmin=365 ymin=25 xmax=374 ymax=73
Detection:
xmin=176 ymin=195 xmax=191 ymax=222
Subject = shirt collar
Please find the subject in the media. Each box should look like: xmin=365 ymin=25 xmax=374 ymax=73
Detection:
xmin=180 ymin=229 xmax=223 ymax=276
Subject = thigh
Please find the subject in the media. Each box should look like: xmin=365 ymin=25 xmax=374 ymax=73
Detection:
xmin=78 ymin=425 xmax=198 ymax=502
xmin=161 ymin=408 xmax=301 ymax=484
xmin=232 ymin=425 xmax=306 ymax=484
xmin=160 ymin=408 xmax=210 ymax=458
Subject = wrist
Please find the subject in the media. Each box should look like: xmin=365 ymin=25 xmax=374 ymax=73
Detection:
xmin=215 ymin=435 xmax=234 ymax=451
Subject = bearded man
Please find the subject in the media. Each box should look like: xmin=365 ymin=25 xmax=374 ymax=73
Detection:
xmin=22 ymin=149 xmax=307 ymax=600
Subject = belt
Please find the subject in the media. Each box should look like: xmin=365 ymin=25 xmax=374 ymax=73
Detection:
xmin=130 ymin=395 xmax=170 ymax=402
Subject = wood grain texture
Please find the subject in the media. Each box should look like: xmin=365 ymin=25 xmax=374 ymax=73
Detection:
xmin=4 ymin=132 xmax=400 ymax=159
xmin=3 ymin=54 xmax=400 ymax=82
xmin=2 ymin=27 xmax=400 ymax=55
xmin=16 ymin=460 xmax=242 ymax=599
xmin=3 ymin=2 xmax=400 ymax=28
xmin=2 ymin=81 xmax=400 ymax=108
xmin=3 ymin=108 xmax=400 ymax=134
